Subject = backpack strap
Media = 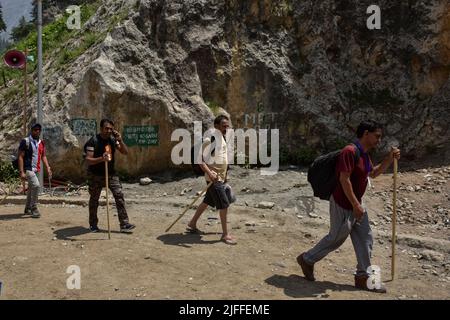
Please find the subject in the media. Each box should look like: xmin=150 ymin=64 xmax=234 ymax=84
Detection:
xmin=92 ymin=135 xmax=99 ymax=150
xmin=24 ymin=137 xmax=30 ymax=150
xmin=89 ymin=135 xmax=115 ymax=154
xmin=210 ymin=135 xmax=216 ymax=156
xmin=201 ymin=135 xmax=216 ymax=161
xmin=83 ymin=135 xmax=97 ymax=157
xmin=351 ymin=143 xmax=361 ymax=165
xmin=340 ymin=143 xmax=362 ymax=176
xmin=19 ymin=137 xmax=31 ymax=157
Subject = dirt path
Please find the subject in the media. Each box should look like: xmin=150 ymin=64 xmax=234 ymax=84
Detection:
xmin=0 ymin=166 xmax=449 ymax=300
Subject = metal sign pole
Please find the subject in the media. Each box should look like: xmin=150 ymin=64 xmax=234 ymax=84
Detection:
xmin=37 ymin=0 xmax=44 ymax=193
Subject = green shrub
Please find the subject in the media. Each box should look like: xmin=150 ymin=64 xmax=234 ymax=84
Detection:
xmin=205 ymin=100 xmax=221 ymax=115
xmin=3 ymin=85 xmax=20 ymax=101
xmin=332 ymin=138 xmax=348 ymax=150
xmin=279 ymin=145 xmax=317 ymax=165
xmin=292 ymin=146 xmax=317 ymax=164
xmin=0 ymin=1 xmax=101 ymax=83
xmin=0 ymin=161 xmax=19 ymax=184
xmin=108 ymin=8 xmax=130 ymax=32
xmin=56 ymin=30 xmax=106 ymax=67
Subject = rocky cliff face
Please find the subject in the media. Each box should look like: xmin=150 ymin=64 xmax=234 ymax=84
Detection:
xmin=1 ymin=0 xmax=449 ymax=181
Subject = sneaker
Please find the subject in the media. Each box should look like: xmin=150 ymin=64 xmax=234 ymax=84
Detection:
xmin=355 ymin=275 xmax=387 ymax=293
xmin=297 ymin=253 xmax=315 ymax=281
xmin=31 ymin=208 xmax=41 ymax=218
xmin=24 ymin=207 xmax=32 ymax=215
xmin=89 ymin=225 xmax=100 ymax=233
xmin=120 ymin=223 xmax=136 ymax=233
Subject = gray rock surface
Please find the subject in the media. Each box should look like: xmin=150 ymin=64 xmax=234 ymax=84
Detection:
xmin=1 ymin=0 xmax=449 ymax=181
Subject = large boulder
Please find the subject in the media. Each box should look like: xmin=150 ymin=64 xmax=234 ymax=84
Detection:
xmin=1 ymin=0 xmax=449 ymax=182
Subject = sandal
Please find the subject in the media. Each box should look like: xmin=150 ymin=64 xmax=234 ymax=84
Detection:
xmin=186 ymin=226 xmax=203 ymax=234
xmin=221 ymin=236 xmax=237 ymax=245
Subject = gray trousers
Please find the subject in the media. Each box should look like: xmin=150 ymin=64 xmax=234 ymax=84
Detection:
xmin=25 ymin=170 xmax=40 ymax=209
xmin=303 ymin=196 xmax=373 ymax=276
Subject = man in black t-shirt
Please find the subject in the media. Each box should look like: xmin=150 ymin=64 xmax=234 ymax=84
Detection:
xmin=84 ymin=119 xmax=135 ymax=233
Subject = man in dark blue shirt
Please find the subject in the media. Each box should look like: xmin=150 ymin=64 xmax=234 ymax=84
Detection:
xmin=18 ymin=123 xmax=52 ymax=218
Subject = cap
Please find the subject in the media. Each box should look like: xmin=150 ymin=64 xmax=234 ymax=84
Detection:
xmin=31 ymin=123 xmax=42 ymax=130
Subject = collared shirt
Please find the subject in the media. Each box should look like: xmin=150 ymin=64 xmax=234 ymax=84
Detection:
xmin=19 ymin=135 xmax=45 ymax=173
xmin=332 ymin=144 xmax=373 ymax=210
xmin=354 ymin=140 xmax=373 ymax=174
xmin=30 ymin=137 xmax=41 ymax=172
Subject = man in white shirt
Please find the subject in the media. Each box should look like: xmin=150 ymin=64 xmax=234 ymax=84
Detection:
xmin=187 ymin=115 xmax=237 ymax=245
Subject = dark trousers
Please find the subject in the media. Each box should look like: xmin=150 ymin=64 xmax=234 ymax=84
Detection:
xmin=88 ymin=174 xmax=129 ymax=227
xmin=203 ymin=181 xmax=232 ymax=210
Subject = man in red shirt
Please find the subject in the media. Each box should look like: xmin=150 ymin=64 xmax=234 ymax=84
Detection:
xmin=297 ymin=120 xmax=401 ymax=293
xmin=18 ymin=123 xmax=52 ymax=218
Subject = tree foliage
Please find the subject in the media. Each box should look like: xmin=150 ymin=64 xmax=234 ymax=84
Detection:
xmin=0 ymin=4 xmax=7 ymax=33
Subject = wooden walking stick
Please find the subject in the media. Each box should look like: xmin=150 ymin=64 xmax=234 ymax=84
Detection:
xmin=391 ymin=151 xmax=398 ymax=281
xmin=105 ymin=145 xmax=112 ymax=240
xmin=165 ymin=180 xmax=214 ymax=233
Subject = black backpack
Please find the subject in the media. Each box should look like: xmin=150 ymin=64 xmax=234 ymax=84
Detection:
xmin=191 ymin=136 xmax=215 ymax=176
xmin=307 ymin=144 xmax=360 ymax=201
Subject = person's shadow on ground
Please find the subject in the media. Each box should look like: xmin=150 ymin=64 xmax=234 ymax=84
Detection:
xmin=54 ymin=226 xmax=121 ymax=241
xmin=265 ymin=274 xmax=359 ymax=298
xmin=157 ymin=232 xmax=222 ymax=247
xmin=0 ymin=213 xmax=31 ymax=221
